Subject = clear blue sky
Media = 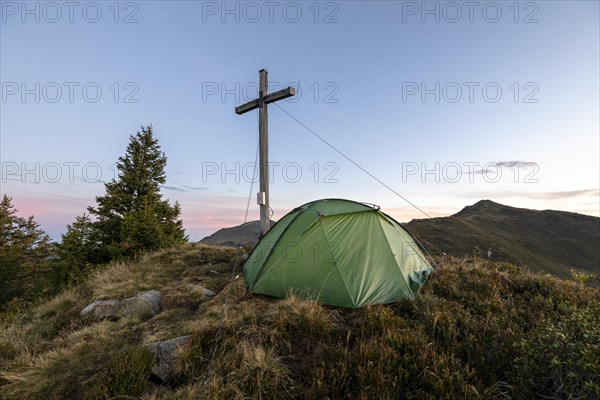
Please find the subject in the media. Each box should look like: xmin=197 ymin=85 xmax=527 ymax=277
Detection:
xmin=1 ymin=0 xmax=599 ymax=241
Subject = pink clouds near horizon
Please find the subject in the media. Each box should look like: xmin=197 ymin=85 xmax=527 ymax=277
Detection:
xmin=4 ymin=184 xmax=599 ymax=243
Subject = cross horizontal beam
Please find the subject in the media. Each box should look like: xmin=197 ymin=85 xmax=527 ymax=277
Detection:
xmin=235 ymin=86 xmax=296 ymax=115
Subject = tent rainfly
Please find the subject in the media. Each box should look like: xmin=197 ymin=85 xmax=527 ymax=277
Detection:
xmin=243 ymin=199 xmax=433 ymax=308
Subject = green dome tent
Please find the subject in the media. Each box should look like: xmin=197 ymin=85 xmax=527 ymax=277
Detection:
xmin=243 ymin=199 xmax=433 ymax=308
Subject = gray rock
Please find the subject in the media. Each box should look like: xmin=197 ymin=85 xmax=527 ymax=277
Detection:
xmin=120 ymin=290 xmax=161 ymax=316
xmin=189 ymin=284 xmax=216 ymax=297
xmin=80 ymin=290 xmax=161 ymax=320
xmin=200 ymin=287 xmax=216 ymax=297
xmin=80 ymin=300 xmax=120 ymax=319
xmin=146 ymin=335 xmax=191 ymax=382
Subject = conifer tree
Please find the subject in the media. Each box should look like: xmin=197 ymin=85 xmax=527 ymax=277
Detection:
xmin=57 ymin=214 xmax=98 ymax=284
xmin=88 ymin=125 xmax=186 ymax=260
xmin=0 ymin=194 xmax=52 ymax=309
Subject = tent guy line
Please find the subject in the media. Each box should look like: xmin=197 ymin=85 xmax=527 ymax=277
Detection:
xmin=272 ymin=102 xmax=433 ymax=219
xmin=244 ymin=118 xmax=261 ymax=225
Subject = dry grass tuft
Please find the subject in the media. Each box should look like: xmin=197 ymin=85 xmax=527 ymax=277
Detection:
xmin=1 ymin=321 xmax=123 ymax=399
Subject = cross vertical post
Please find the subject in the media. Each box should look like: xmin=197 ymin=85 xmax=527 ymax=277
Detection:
xmin=258 ymin=69 xmax=269 ymax=238
xmin=235 ymin=69 xmax=296 ymax=237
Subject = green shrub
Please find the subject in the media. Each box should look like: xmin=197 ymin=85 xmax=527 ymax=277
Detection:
xmin=512 ymin=302 xmax=600 ymax=399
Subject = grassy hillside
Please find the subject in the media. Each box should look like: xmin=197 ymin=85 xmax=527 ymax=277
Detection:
xmin=1 ymin=244 xmax=599 ymax=399
xmin=406 ymin=200 xmax=600 ymax=278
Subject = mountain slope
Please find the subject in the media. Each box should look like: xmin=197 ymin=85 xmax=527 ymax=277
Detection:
xmin=405 ymin=200 xmax=600 ymax=278
xmin=200 ymin=220 xmax=276 ymax=247
xmin=200 ymin=201 xmax=599 ymax=279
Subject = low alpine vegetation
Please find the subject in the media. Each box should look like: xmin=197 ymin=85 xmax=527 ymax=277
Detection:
xmin=1 ymin=245 xmax=598 ymax=399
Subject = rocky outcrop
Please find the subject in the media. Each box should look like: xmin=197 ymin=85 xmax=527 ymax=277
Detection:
xmin=80 ymin=290 xmax=161 ymax=320
xmin=146 ymin=335 xmax=191 ymax=382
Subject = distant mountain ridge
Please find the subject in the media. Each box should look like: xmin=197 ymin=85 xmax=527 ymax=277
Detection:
xmin=200 ymin=220 xmax=276 ymax=247
xmin=405 ymin=200 xmax=600 ymax=278
xmin=200 ymin=200 xmax=599 ymax=278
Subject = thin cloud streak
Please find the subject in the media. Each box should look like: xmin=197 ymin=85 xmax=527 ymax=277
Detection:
xmin=459 ymin=189 xmax=599 ymax=201
xmin=162 ymin=185 xmax=187 ymax=192
xmin=537 ymin=189 xmax=600 ymax=200
xmin=183 ymin=185 xmax=210 ymax=191
xmin=469 ymin=161 xmax=538 ymax=175
xmin=161 ymin=185 xmax=211 ymax=193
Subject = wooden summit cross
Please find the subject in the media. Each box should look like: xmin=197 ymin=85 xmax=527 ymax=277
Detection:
xmin=235 ymin=69 xmax=296 ymax=237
